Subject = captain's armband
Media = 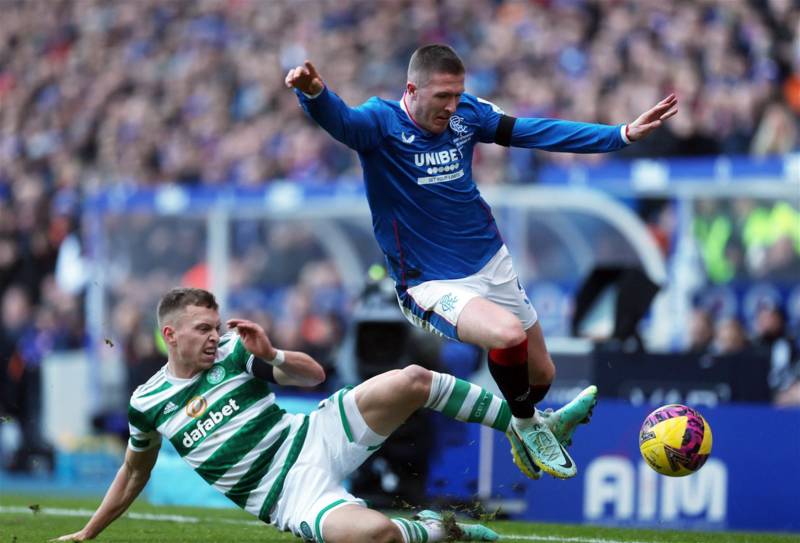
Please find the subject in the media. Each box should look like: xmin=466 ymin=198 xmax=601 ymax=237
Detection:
xmin=495 ymin=115 xmax=517 ymax=147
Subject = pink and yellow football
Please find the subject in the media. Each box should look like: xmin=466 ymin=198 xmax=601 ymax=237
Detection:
xmin=638 ymin=404 xmax=713 ymax=477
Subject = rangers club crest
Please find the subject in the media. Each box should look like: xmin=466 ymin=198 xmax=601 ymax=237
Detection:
xmin=449 ymin=115 xmax=469 ymax=135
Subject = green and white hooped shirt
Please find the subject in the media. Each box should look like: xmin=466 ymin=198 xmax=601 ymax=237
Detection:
xmin=127 ymin=332 xmax=307 ymax=522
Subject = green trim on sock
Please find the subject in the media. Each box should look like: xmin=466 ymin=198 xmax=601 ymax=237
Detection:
xmin=394 ymin=518 xmax=413 ymax=542
xmin=416 ymin=520 xmax=429 ymax=543
xmin=442 ymin=379 xmax=470 ymax=418
xmin=492 ymin=402 xmax=512 ymax=431
xmin=467 ymin=389 xmax=492 ymax=423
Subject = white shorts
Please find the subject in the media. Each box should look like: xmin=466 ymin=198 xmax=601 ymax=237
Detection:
xmin=269 ymin=388 xmax=385 ymax=542
xmin=396 ymin=245 xmax=538 ymax=340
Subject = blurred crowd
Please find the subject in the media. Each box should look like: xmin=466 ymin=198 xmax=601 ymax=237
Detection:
xmin=1 ymin=0 xmax=800 ymax=469
xmin=693 ymin=198 xmax=800 ymax=283
xmin=687 ymin=302 xmax=800 ymax=405
xmin=0 ymin=0 xmax=798 ymax=190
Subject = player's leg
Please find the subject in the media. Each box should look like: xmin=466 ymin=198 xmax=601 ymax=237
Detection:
xmin=471 ymin=256 xmax=578 ymax=479
xmin=399 ymin=280 xmax=574 ymax=478
xmin=525 ymin=322 xmax=598 ymax=446
xmin=353 ymin=363 xmax=539 ymax=488
xmin=321 ymin=505 xmax=403 ymax=543
xmin=353 ymin=363 xmax=512 ymax=437
xmin=397 ymin=279 xmax=537 ymax=430
xmin=525 ymin=321 xmax=556 ymax=404
xmin=456 ymin=297 xmax=534 ymax=417
xmin=455 ymin=296 xmax=526 ymax=349
xmin=392 ymin=251 xmax=582 ymax=479
xmin=290 ymin=385 xmax=494 ymax=543
xmin=453 ymin=296 xmax=574 ymax=479
xmin=352 ymin=359 xmax=578 ymax=481
xmin=350 ymin=362 xmax=528 ymax=482
xmin=352 ymin=364 xmax=431 ymax=436
xmin=322 ymin=504 xmax=498 ymax=542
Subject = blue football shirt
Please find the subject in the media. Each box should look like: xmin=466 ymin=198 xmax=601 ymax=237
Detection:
xmin=296 ymin=87 xmax=627 ymax=291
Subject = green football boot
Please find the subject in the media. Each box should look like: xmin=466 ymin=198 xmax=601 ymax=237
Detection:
xmin=509 ymin=413 xmax=576 ymax=479
xmin=507 ymin=426 xmax=542 ymax=480
xmin=541 ymin=385 xmax=598 ymax=446
xmin=506 ymin=385 xmax=598 ymax=480
xmin=414 ymin=510 xmax=499 ymax=542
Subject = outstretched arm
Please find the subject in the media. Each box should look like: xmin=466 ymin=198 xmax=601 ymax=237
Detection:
xmin=498 ymin=94 xmax=678 ymax=153
xmin=285 ymin=60 xmax=386 ymax=151
xmin=226 ymin=318 xmax=326 ymax=387
xmin=52 ymin=446 xmax=159 ymax=541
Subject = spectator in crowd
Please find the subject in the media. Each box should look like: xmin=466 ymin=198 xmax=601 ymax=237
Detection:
xmin=687 ymin=307 xmax=715 ymax=353
xmin=112 ymin=301 xmax=164 ymax=398
xmin=0 ymin=286 xmax=30 ymax=429
xmin=742 ymin=201 xmax=800 ymax=278
xmin=752 ymin=302 xmax=800 ymax=393
xmin=712 ymin=316 xmax=750 ymax=355
xmin=751 ymin=101 xmax=799 ymax=156
xmin=693 ymin=199 xmax=741 ymax=284
xmin=693 ymin=197 xmax=800 ymax=284
xmin=0 ymin=285 xmax=54 ymax=471
xmin=753 ymin=303 xmax=792 ymax=348
xmin=774 ymin=378 xmax=800 ymax=405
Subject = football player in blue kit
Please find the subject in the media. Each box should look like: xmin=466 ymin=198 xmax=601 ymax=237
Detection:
xmin=285 ymin=44 xmax=677 ymax=479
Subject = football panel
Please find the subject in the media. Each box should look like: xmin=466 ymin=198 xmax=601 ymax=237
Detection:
xmin=653 ymin=415 xmax=688 ymax=450
xmin=640 ymin=439 xmax=671 ymax=476
xmin=699 ymin=415 xmax=713 ymax=455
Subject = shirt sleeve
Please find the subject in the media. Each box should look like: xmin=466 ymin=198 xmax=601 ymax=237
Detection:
xmin=473 ymin=95 xmax=507 ymax=143
xmin=509 ymin=117 xmax=628 ymax=153
xmin=295 ymin=87 xmax=387 ymax=152
xmin=217 ymin=332 xmax=255 ymax=374
xmin=234 ymin=336 xmax=255 ymax=373
xmin=232 ymin=336 xmax=275 ymax=383
xmin=127 ymin=403 xmax=161 ymax=452
xmin=470 ymin=94 xmax=628 ymax=152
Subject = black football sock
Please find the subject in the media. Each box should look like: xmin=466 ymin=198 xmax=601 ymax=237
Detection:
xmin=529 ymin=384 xmax=551 ymax=405
xmin=487 ymin=339 xmax=534 ymax=419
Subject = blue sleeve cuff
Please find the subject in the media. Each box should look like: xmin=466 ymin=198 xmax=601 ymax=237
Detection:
xmin=295 ymin=86 xmax=326 ymax=102
xmin=303 ymin=87 xmax=324 ymax=99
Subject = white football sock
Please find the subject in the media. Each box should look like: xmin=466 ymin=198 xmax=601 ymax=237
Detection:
xmin=425 ymin=371 xmax=512 ymax=432
xmin=391 ymin=517 xmax=445 ymax=542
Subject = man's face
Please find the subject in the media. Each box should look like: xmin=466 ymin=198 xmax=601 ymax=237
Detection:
xmin=406 ymin=71 xmax=465 ymax=134
xmin=164 ymin=305 xmax=221 ymax=372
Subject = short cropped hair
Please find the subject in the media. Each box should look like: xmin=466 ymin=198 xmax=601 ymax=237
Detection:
xmin=157 ymin=287 xmax=218 ymax=327
xmin=407 ymin=44 xmax=465 ymax=86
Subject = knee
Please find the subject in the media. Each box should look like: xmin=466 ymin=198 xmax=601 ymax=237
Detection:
xmin=400 ymin=364 xmax=432 ymax=402
xmin=492 ymin=319 xmax=526 ymax=349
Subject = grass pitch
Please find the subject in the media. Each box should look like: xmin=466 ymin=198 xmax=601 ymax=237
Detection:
xmin=0 ymin=494 xmax=796 ymax=543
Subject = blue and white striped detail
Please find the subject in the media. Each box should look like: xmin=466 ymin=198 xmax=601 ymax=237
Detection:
xmin=397 ymin=290 xmax=459 ymax=340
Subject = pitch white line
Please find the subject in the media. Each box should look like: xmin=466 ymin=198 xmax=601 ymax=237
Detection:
xmin=0 ymin=506 xmax=653 ymax=542
xmin=498 ymin=535 xmax=651 ymax=543
xmin=0 ymin=506 xmax=262 ymax=526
